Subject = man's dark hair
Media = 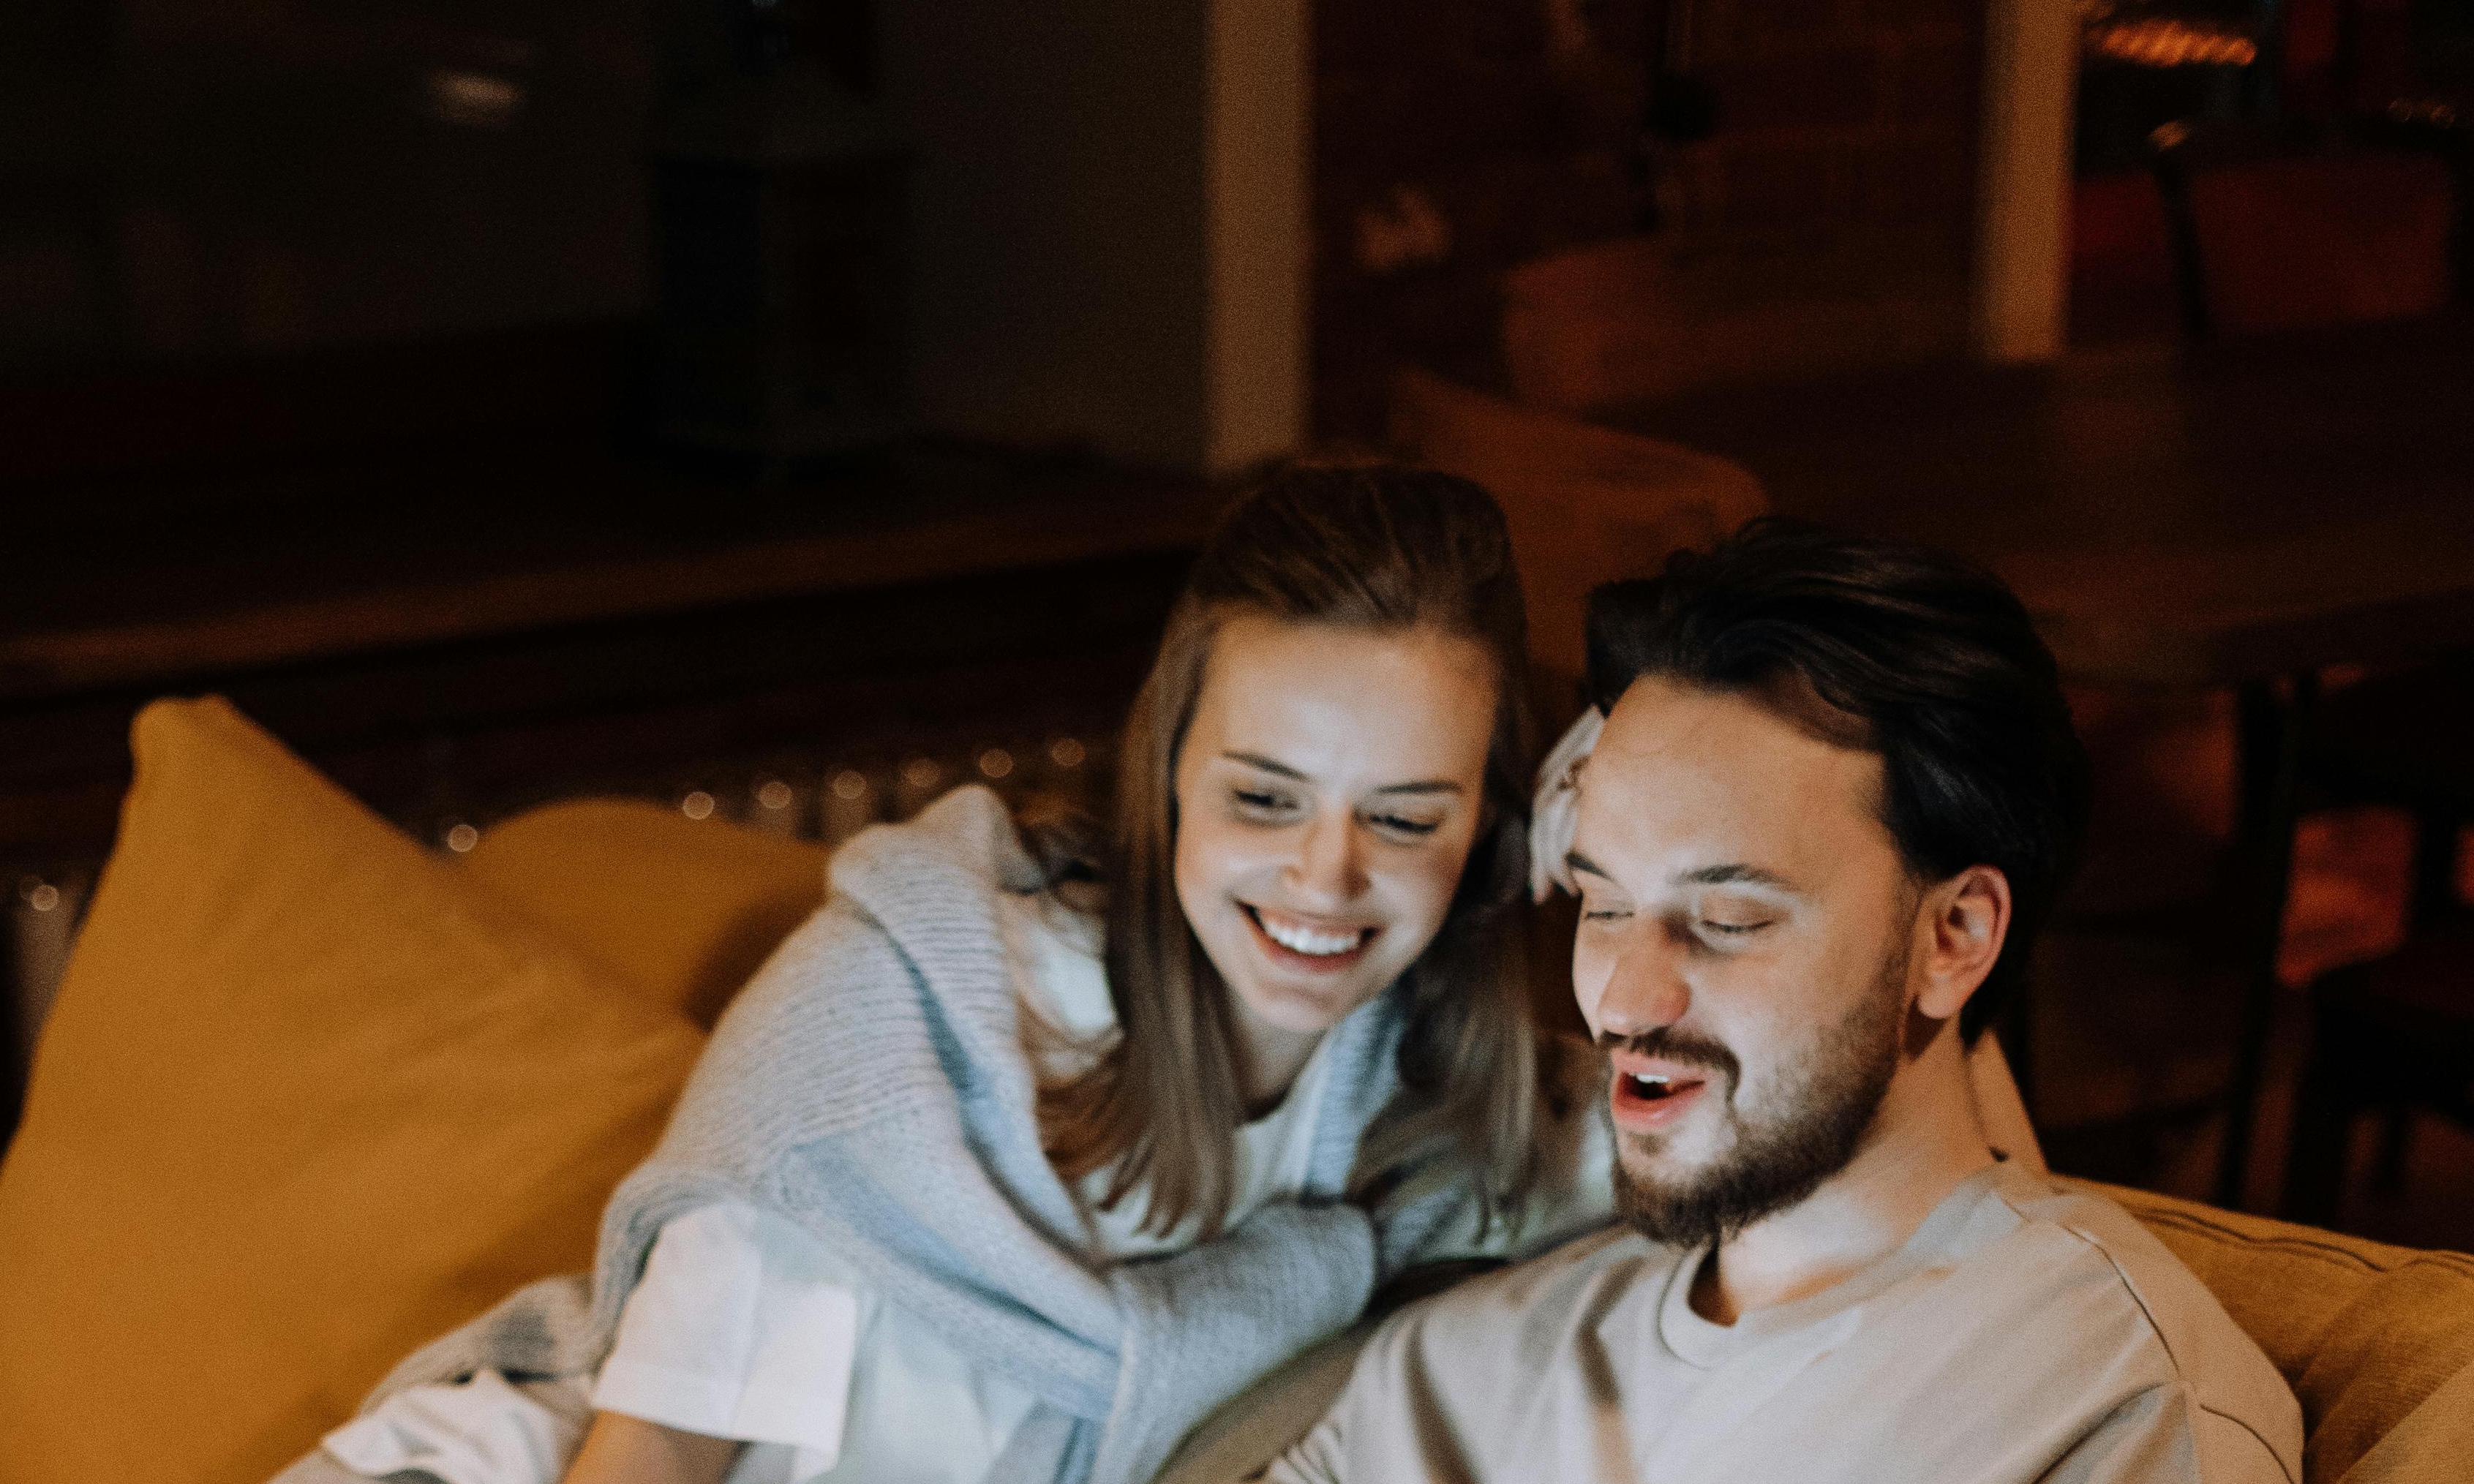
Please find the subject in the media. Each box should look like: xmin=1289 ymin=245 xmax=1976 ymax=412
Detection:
xmin=1584 ymin=517 xmax=2091 ymax=1042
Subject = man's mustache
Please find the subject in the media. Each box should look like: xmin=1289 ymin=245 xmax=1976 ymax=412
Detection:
xmin=1595 ymin=1026 xmax=1741 ymax=1084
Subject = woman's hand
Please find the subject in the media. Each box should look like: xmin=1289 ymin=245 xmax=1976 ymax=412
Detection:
xmin=562 ymin=1412 xmax=741 ymax=1484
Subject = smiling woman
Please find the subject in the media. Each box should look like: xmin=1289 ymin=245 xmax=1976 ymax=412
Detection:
xmin=1043 ymin=464 xmax=1556 ymax=1241
xmin=287 ymin=462 xmax=1609 ymax=1484
xmin=1170 ymin=617 xmax=1498 ymax=1107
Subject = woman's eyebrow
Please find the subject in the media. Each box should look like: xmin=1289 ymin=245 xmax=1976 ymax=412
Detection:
xmin=1222 ymin=752 xmax=1462 ymax=797
xmin=1222 ymin=750 xmax=1307 ymax=780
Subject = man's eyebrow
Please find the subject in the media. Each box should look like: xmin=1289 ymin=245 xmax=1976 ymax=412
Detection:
xmin=1565 ymin=850 xmax=1615 ymax=883
xmin=1566 ymin=854 xmax=1795 ymax=890
xmin=1372 ymin=780 xmax=1465 ymax=797
xmin=1677 ymin=864 xmax=1795 ymax=889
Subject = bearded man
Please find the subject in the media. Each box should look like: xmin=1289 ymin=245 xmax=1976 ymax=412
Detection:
xmin=1266 ymin=520 xmax=2302 ymax=1484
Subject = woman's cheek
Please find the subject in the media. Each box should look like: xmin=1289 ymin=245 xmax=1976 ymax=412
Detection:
xmin=1169 ymin=813 xmax=1209 ymax=917
xmin=1388 ymin=839 xmax=1473 ymax=950
xmin=1176 ymin=824 xmax=1293 ymax=949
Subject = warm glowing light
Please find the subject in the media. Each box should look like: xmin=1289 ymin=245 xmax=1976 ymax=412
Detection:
xmin=444 ymin=822 xmax=480 ymax=854
xmin=1048 ymin=737 xmax=1086 ymax=769
xmin=2390 ymin=97 xmax=2459 ymax=128
xmin=901 ymin=758 xmax=942 ymax=791
xmin=682 ymin=791 xmax=717 ymax=821
xmin=2085 ymin=18 xmax=2257 ymax=68
xmin=25 ymin=881 xmax=59 ymax=913
xmin=423 ymin=69 xmax=527 ymax=129
xmin=978 ymin=748 xmax=1015 ymax=780
xmin=757 ymin=780 xmax=795 ymax=811
xmin=831 ymin=769 xmax=870 ymax=801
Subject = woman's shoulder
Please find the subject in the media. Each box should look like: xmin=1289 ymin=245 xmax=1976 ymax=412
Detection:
xmin=705 ymin=788 xmax=1108 ymax=1081
xmin=831 ymin=785 xmax=1044 ymax=896
xmin=815 ymin=788 xmax=1057 ymax=990
xmin=1000 ymin=881 xmax=1114 ymax=1051
xmin=666 ymin=894 xmax=945 ymax=1148
xmin=830 ymin=786 xmax=1107 ymax=914
xmin=827 ymin=783 xmax=1106 ymax=977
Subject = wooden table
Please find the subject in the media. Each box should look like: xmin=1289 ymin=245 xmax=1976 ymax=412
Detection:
xmin=1613 ymin=315 xmax=2474 ymax=1208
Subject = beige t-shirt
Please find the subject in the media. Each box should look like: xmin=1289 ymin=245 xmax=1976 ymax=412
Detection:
xmin=1268 ymin=1161 xmax=2301 ymax=1484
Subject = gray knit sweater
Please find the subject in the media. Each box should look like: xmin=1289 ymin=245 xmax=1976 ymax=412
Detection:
xmin=279 ymin=786 xmax=1447 ymax=1484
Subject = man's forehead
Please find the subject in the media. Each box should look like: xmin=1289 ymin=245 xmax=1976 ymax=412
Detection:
xmin=1572 ymin=678 xmax=1889 ymax=876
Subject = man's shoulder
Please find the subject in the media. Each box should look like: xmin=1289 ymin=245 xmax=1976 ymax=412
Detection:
xmin=1972 ymin=1168 xmax=2303 ymax=1480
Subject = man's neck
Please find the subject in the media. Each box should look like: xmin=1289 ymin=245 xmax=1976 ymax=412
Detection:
xmin=1691 ymin=1028 xmax=1996 ymax=1325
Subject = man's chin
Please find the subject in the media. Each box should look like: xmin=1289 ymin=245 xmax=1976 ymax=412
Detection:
xmin=1612 ymin=1129 xmax=1712 ymax=1186
xmin=1613 ymin=1156 xmax=1732 ymax=1249
xmin=1615 ymin=1099 xmax=1740 ymax=1166
xmin=1613 ymin=1111 xmax=1874 ymax=1249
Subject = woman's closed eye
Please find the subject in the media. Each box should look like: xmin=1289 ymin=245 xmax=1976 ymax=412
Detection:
xmin=1364 ymin=809 xmax=1443 ymax=840
xmin=1230 ymin=786 xmax=1301 ymax=820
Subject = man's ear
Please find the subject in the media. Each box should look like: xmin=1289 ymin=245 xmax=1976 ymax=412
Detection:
xmin=1914 ymin=865 xmax=2012 ymax=1022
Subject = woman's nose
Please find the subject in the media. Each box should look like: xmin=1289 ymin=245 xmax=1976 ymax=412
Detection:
xmin=1593 ymin=933 xmax=1691 ymax=1041
xmin=1284 ymin=810 xmax=1367 ymax=905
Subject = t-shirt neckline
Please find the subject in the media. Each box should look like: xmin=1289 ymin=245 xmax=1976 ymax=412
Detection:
xmin=1651 ymin=1159 xmax=2022 ymax=1369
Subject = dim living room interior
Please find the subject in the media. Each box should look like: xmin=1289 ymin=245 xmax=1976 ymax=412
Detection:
xmin=3 ymin=0 xmax=2473 ymax=1481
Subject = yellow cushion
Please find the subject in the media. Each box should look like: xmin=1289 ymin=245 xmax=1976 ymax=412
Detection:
xmin=462 ymin=799 xmax=827 ymax=1029
xmin=2097 ymin=1183 xmax=2474 ymax=1484
xmin=0 ymin=698 xmax=705 ymax=1484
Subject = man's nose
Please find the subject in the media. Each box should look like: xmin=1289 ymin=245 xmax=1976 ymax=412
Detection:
xmin=1593 ymin=930 xmax=1691 ymax=1041
xmin=1284 ymin=808 xmax=1367 ymax=905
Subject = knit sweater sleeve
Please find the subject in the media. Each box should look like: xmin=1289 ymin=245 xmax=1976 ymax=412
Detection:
xmin=1090 ymin=1200 xmax=1378 ymax=1484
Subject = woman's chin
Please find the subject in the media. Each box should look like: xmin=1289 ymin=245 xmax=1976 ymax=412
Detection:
xmin=1229 ymin=972 xmax=1369 ymax=1037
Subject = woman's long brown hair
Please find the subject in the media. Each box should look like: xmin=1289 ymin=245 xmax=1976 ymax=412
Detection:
xmin=1036 ymin=462 xmax=1546 ymax=1240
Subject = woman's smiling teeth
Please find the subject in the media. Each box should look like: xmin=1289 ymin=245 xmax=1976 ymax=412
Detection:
xmin=1248 ymin=906 xmax=1372 ymax=957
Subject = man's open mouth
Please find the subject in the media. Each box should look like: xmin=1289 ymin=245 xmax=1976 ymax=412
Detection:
xmin=1621 ymin=1071 xmax=1698 ymax=1102
xmin=1609 ymin=1061 xmax=1714 ymax=1129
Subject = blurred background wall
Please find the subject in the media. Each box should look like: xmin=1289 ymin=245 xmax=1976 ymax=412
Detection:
xmin=1 ymin=0 xmax=1995 ymax=463
xmin=1310 ymin=0 xmax=1990 ymax=432
xmin=0 ymin=0 xmax=655 ymax=361
xmin=0 ymin=0 xmax=1307 ymax=472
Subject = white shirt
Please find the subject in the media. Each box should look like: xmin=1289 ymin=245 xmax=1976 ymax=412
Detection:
xmin=326 ymin=892 xmax=1347 ymax=1484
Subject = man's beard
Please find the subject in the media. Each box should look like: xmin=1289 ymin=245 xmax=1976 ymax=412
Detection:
xmin=1607 ymin=949 xmax=1906 ymax=1250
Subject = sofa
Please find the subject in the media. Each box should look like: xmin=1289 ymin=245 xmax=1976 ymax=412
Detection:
xmin=0 ymin=698 xmax=2467 ymax=1484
